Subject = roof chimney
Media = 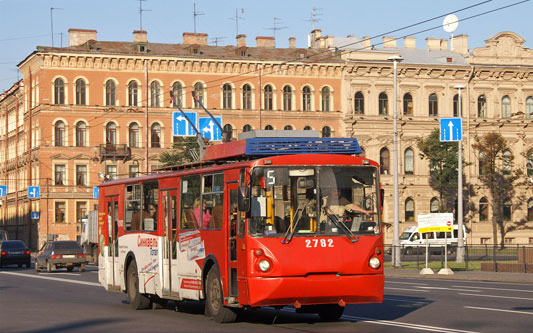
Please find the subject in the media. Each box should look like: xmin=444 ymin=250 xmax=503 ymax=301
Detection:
xmin=451 ymin=34 xmax=469 ymax=55
xmin=382 ymin=36 xmax=397 ymax=48
xmin=256 ymin=36 xmax=275 ymax=48
xmin=440 ymin=39 xmax=448 ymax=50
xmin=68 ymin=28 xmax=97 ymax=47
xmin=426 ymin=38 xmax=441 ymax=50
xmin=404 ymin=36 xmax=416 ymax=48
xmin=236 ymin=34 xmax=246 ymax=48
xmin=361 ymin=36 xmax=371 ymax=50
xmin=133 ymin=30 xmax=147 ymax=43
xmin=289 ymin=37 xmax=296 ymax=49
xmin=183 ymin=32 xmax=208 ymax=45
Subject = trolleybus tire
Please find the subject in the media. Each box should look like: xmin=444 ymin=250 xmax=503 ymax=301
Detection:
xmin=317 ymin=304 xmax=344 ymax=321
xmin=206 ymin=267 xmax=237 ymax=323
xmin=127 ymin=262 xmax=151 ymax=310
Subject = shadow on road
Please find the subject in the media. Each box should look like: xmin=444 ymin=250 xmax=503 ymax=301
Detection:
xmin=20 ymin=318 xmax=126 ymax=333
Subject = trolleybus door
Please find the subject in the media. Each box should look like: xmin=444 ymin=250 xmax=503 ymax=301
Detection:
xmin=160 ymin=189 xmax=179 ymax=297
xmin=104 ymin=195 xmax=119 ymax=289
xmin=227 ymin=182 xmax=240 ymax=300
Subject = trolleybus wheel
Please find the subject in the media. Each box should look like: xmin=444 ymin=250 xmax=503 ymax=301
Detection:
xmin=127 ymin=262 xmax=151 ymax=310
xmin=317 ymin=304 xmax=345 ymax=321
xmin=206 ymin=267 xmax=237 ymax=323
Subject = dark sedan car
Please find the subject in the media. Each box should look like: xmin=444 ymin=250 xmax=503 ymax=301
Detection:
xmin=35 ymin=240 xmax=87 ymax=272
xmin=0 ymin=240 xmax=31 ymax=268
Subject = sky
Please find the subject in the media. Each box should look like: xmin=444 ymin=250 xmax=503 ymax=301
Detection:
xmin=0 ymin=0 xmax=532 ymax=93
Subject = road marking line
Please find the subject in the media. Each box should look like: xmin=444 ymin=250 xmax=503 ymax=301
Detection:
xmin=0 ymin=271 xmax=101 ymax=287
xmin=465 ymin=306 xmax=533 ymax=316
xmin=385 ymin=287 xmax=429 ymax=292
xmin=383 ymin=296 xmax=430 ymax=304
xmin=416 ymin=286 xmax=482 ymax=293
xmin=459 ymin=293 xmax=533 ymax=301
xmin=386 ymin=281 xmax=428 ymax=286
xmin=454 ymin=285 xmax=533 ymax=293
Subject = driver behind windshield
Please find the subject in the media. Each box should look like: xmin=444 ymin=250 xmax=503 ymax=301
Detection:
xmin=322 ymin=188 xmax=371 ymax=217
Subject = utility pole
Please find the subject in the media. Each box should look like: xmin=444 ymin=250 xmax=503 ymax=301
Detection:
xmin=50 ymin=7 xmax=63 ymax=47
xmin=144 ymin=60 xmax=149 ymax=174
xmin=138 ymin=0 xmax=151 ymax=30
xmin=455 ymin=84 xmax=466 ymax=263
xmin=193 ymin=3 xmax=204 ymax=33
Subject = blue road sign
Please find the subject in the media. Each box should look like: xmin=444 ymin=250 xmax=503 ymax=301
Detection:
xmin=31 ymin=212 xmax=40 ymax=220
xmin=173 ymin=111 xmax=198 ymax=136
xmin=440 ymin=118 xmax=462 ymax=142
xmin=28 ymin=186 xmax=40 ymax=199
xmin=0 ymin=185 xmax=6 ymax=197
xmin=199 ymin=117 xmax=222 ymax=141
xmin=93 ymin=187 xmax=99 ymax=199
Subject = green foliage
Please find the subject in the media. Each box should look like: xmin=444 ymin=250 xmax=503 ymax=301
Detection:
xmin=159 ymin=136 xmax=200 ymax=167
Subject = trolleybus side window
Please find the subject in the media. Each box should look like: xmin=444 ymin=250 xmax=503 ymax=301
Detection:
xmin=142 ymin=180 xmax=158 ymax=232
xmin=180 ymin=175 xmax=201 ymax=230
xmin=125 ymin=183 xmax=141 ymax=231
xmin=202 ymin=173 xmax=224 ymax=229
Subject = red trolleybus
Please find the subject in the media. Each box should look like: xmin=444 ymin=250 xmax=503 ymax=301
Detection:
xmin=98 ymin=131 xmax=384 ymax=322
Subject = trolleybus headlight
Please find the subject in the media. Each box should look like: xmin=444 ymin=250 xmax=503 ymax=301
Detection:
xmin=369 ymin=257 xmax=381 ymax=269
xmin=258 ymin=259 xmax=271 ymax=272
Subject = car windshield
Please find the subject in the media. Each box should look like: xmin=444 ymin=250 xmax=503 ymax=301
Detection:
xmin=1 ymin=241 xmax=26 ymax=249
xmin=400 ymin=232 xmax=412 ymax=240
xmin=54 ymin=241 xmax=82 ymax=250
xmin=248 ymin=165 xmax=380 ymax=239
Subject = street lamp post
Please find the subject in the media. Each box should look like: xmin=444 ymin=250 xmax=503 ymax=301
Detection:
xmin=388 ymin=55 xmax=403 ymax=267
xmin=454 ymin=84 xmax=466 ymax=263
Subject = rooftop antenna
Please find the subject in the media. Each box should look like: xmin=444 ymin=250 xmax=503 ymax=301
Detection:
xmin=442 ymin=14 xmax=459 ymax=52
xmin=210 ymin=37 xmax=226 ymax=46
xmin=193 ymin=3 xmax=204 ymax=33
xmin=229 ymin=8 xmax=245 ymax=35
xmin=138 ymin=0 xmax=151 ymax=30
xmin=50 ymin=7 xmax=63 ymax=47
xmin=265 ymin=17 xmax=287 ymax=38
xmin=306 ymin=7 xmax=322 ymax=30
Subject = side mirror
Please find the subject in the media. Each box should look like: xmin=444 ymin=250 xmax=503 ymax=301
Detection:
xmin=238 ymin=185 xmax=250 ymax=212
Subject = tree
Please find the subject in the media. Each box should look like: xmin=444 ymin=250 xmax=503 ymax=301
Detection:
xmin=159 ymin=136 xmax=201 ymax=167
xmin=417 ymin=128 xmax=459 ymax=213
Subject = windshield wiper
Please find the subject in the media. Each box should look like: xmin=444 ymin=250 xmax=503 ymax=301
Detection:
xmin=325 ymin=213 xmax=359 ymax=243
xmin=281 ymin=202 xmax=306 ymax=244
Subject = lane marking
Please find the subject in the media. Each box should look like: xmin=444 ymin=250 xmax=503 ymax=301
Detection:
xmin=0 ymin=271 xmax=101 ymax=287
xmin=385 ymin=287 xmax=429 ymax=292
xmin=416 ymin=286 xmax=482 ymax=293
xmin=386 ymin=281 xmax=428 ymax=286
xmin=465 ymin=306 xmax=533 ymax=316
xmin=383 ymin=296 xmax=431 ymax=304
xmin=459 ymin=293 xmax=533 ymax=301
xmin=389 ymin=277 xmax=533 ymax=287
xmin=453 ymin=285 xmax=533 ymax=293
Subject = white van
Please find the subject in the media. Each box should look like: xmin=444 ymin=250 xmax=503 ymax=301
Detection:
xmin=399 ymin=225 xmax=467 ymax=255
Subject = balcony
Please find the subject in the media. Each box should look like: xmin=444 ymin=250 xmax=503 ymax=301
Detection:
xmin=99 ymin=144 xmax=131 ymax=161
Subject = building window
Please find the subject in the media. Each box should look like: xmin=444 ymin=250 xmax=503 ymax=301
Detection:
xmin=501 ymin=96 xmax=511 ymax=118
xmin=194 ymin=83 xmax=204 ymax=107
xmin=129 ymin=165 xmax=139 ymax=178
xmin=478 ymin=95 xmax=487 ymax=118
xmin=321 ymin=126 xmax=331 ymax=138
xmin=430 ymin=198 xmax=439 ymax=213
xmin=502 ymin=150 xmax=512 ymax=176
xmin=429 ymin=93 xmax=438 ymax=117
xmin=222 ymin=124 xmax=233 ymax=141
xmin=403 ymin=93 xmax=413 ymax=115
xmin=480 ymin=238 xmax=491 ymax=244
xmin=106 ymin=165 xmax=117 ymax=181
xmin=527 ymin=198 xmax=533 ymax=221
xmin=354 ymin=91 xmax=364 ymax=114
xmin=76 ymin=202 xmax=87 ymax=224
xmin=76 ymin=165 xmax=87 ymax=186
xmin=150 ymin=81 xmax=161 ymax=107
xmin=479 ymin=197 xmax=489 ymax=221
xmin=526 ymin=97 xmax=533 ymax=119
xmin=75 ymin=79 xmax=86 ymax=105
xmin=55 ymin=201 xmax=66 ymax=223
xmin=105 ymin=80 xmax=116 ymax=106
xmin=404 ymin=148 xmax=414 ymax=174
xmin=106 ymin=122 xmax=117 ymax=145
xmin=503 ymin=198 xmax=512 ymax=221
xmin=504 ymin=238 xmax=515 ymax=245
xmin=321 ymin=87 xmax=330 ymax=111
xmin=243 ymin=124 xmax=252 ymax=132
xmin=55 ymin=121 xmax=66 ymax=147
xmin=264 ymin=85 xmax=273 ymax=110
xmin=55 ymin=165 xmax=66 ymax=185
xmin=453 ymin=94 xmax=462 ymax=117
xmin=379 ymin=92 xmax=388 ymax=115
xmin=303 ymin=125 xmax=312 ymax=130
xmin=151 ymin=123 xmax=161 ymax=148
xmin=405 ymin=198 xmax=415 ymax=222
xmin=129 ymin=123 xmax=139 ymax=148
xmin=242 ymin=84 xmax=252 ymax=110
xmin=128 ymin=81 xmax=138 ymax=107
xmin=265 ymin=125 xmax=274 ymax=130
xmin=302 ymin=86 xmax=312 ymax=111
xmin=222 ymin=84 xmax=232 ymax=109
xmin=479 ymin=152 xmax=487 ymax=175
xmin=527 ymin=151 xmax=533 ymax=176
xmin=54 ymin=78 xmax=65 ymax=105
xmin=283 ymin=86 xmax=292 ymax=111
xmin=380 ymin=148 xmax=390 ymax=175
xmin=284 ymin=125 xmax=293 ymax=130
xmin=75 ymin=121 xmax=86 ymax=147
xmin=171 ymin=82 xmax=183 ymax=107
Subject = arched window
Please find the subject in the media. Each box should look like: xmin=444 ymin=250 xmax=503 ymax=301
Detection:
xmin=430 ymin=198 xmax=439 ymax=213
xmin=242 ymin=84 xmax=252 ymax=110
xmin=55 ymin=120 xmax=66 ymax=146
xmin=479 ymin=152 xmax=487 ymax=175
xmin=194 ymin=83 xmax=204 ymax=107
xmin=75 ymin=121 xmax=86 ymax=147
xmin=243 ymin=124 xmax=252 ymax=132
xmin=527 ymin=151 xmax=533 ymax=176
xmin=478 ymin=95 xmax=487 ymax=117
xmin=429 ymin=93 xmax=438 ymax=116
xmin=151 ymin=123 xmax=161 ymax=148
xmin=321 ymin=126 xmax=331 ymax=138
xmin=405 ymin=198 xmax=415 ymax=222
xmin=380 ymin=148 xmax=390 ymax=175
xmin=528 ymin=198 xmax=533 ymax=221
xmin=105 ymin=80 xmax=116 ymax=106
xmin=303 ymin=126 xmax=312 ymax=130
xmin=223 ymin=124 xmax=233 ymax=141
xmin=527 ymin=97 xmax=533 ymax=119
xmin=264 ymin=85 xmax=273 ymax=110
xmin=54 ymin=78 xmax=65 ymax=105
xmin=503 ymin=198 xmax=512 ymax=221
xmin=379 ymin=92 xmax=388 ymax=115
xmin=404 ymin=148 xmax=414 ymax=175
xmin=223 ymin=84 xmax=232 ymax=109
xmin=128 ymin=81 xmax=138 ymax=107
xmin=150 ymin=81 xmax=161 ymax=107
xmin=283 ymin=86 xmax=292 ymax=111
xmin=453 ymin=94 xmax=462 ymax=117
xmin=501 ymin=96 xmax=511 ymax=118
xmin=129 ymin=123 xmax=139 ymax=148
xmin=302 ymin=86 xmax=312 ymax=111
xmin=479 ymin=197 xmax=489 ymax=221
xmin=321 ymin=87 xmax=330 ymax=111
xmin=403 ymin=93 xmax=413 ymax=115
xmin=284 ymin=125 xmax=293 ymax=130
xmin=265 ymin=125 xmax=274 ymax=130
xmin=502 ymin=150 xmax=512 ymax=176
xmin=106 ymin=122 xmax=116 ymax=145
xmin=75 ymin=79 xmax=86 ymax=105
xmin=171 ymin=82 xmax=183 ymax=107
xmin=354 ymin=91 xmax=364 ymax=114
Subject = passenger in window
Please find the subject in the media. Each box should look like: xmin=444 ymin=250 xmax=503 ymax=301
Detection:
xmin=193 ymin=198 xmax=211 ymax=229
xmin=131 ymin=207 xmax=151 ymax=231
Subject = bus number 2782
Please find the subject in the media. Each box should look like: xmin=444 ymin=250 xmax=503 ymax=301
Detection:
xmin=305 ymin=239 xmax=334 ymax=248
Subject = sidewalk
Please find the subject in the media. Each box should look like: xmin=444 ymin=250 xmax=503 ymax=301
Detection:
xmin=385 ymin=267 xmax=533 ymax=283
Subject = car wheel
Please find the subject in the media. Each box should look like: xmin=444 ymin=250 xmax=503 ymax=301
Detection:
xmin=127 ymin=262 xmax=151 ymax=310
xmin=205 ymin=267 xmax=237 ymax=323
xmin=35 ymin=263 xmax=40 ymax=272
xmin=18 ymin=264 xmax=23 ymax=268
xmin=26 ymin=262 xmax=31 ymax=268
xmin=79 ymin=263 xmax=85 ymax=272
xmin=67 ymin=267 xmax=73 ymax=272
xmin=405 ymin=247 xmax=413 ymax=256
xmin=317 ymin=304 xmax=345 ymax=321
xmin=47 ymin=261 xmax=54 ymax=273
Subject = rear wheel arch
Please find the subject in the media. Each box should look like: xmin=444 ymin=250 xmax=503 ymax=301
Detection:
xmin=124 ymin=252 xmax=137 ymax=291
